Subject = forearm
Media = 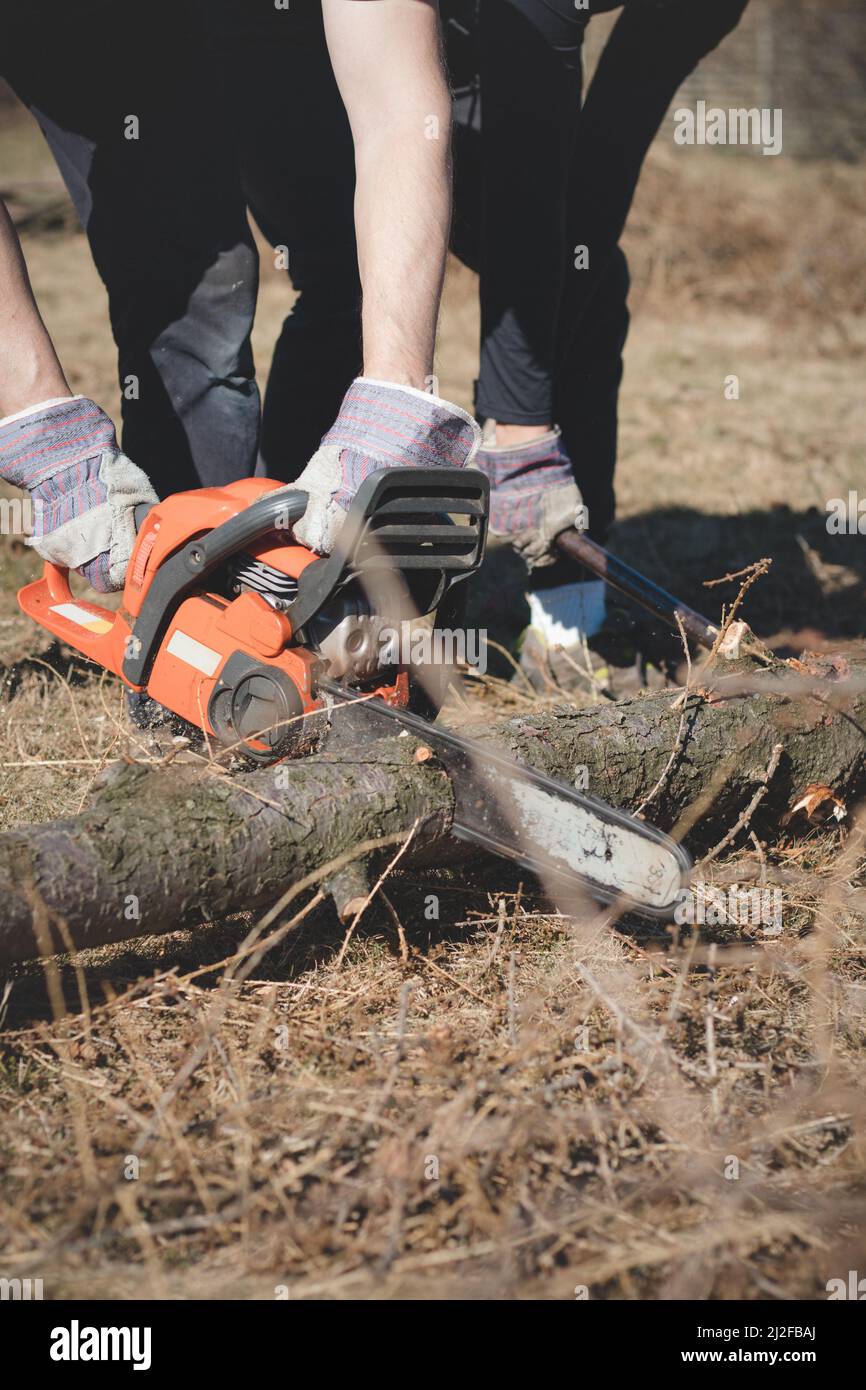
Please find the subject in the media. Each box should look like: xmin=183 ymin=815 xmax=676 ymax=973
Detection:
xmin=322 ymin=0 xmax=451 ymax=389
xmin=0 ymin=200 xmax=70 ymax=417
xmin=353 ymin=103 xmax=451 ymax=387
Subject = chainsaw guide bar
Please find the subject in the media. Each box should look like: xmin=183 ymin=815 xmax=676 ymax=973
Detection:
xmin=320 ymin=677 xmax=691 ymax=919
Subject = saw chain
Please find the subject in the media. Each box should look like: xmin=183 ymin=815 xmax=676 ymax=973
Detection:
xmin=321 ymin=677 xmax=691 ymax=919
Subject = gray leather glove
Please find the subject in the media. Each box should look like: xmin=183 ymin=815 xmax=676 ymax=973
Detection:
xmin=0 ymin=395 xmax=157 ymax=591
xmin=289 ymin=377 xmax=481 ymax=555
xmin=474 ymin=424 xmax=584 ymax=570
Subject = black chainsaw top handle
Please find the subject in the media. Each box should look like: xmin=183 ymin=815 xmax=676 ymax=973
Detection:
xmin=122 ymin=468 xmax=489 ymax=689
xmin=287 ymin=466 xmax=489 ymax=634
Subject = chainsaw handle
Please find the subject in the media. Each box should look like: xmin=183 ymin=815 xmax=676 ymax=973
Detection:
xmin=287 ymin=467 xmax=489 ymax=634
xmin=122 ymin=489 xmax=309 ymax=687
xmin=176 ymin=489 xmax=309 ymax=574
xmin=39 ymin=561 xmax=76 ymax=605
xmin=30 ymin=561 xmax=118 ymax=624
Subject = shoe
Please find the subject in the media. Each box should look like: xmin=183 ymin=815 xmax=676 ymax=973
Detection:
xmin=514 ymin=617 xmax=673 ymax=700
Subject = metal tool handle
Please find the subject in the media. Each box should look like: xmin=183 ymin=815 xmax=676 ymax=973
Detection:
xmin=556 ymin=529 xmax=719 ymax=651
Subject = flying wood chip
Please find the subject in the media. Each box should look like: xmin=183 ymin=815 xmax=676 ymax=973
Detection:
xmin=784 ymin=783 xmax=847 ymax=825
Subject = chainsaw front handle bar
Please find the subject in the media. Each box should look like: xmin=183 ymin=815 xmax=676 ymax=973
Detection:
xmin=287 ymin=467 xmax=489 ymax=634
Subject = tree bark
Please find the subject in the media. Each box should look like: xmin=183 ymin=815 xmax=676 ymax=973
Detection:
xmin=1 ymin=651 xmax=864 ymax=967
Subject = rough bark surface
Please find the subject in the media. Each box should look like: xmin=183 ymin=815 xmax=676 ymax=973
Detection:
xmin=2 ymin=652 xmax=864 ymax=966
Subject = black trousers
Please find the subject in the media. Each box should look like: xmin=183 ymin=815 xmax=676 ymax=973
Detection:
xmin=5 ymin=2 xmax=259 ymax=496
xmin=447 ymin=0 xmax=749 ymax=555
xmin=4 ymin=0 xmax=748 ymax=539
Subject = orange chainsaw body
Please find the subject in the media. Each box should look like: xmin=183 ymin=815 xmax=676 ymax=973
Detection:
xmin=17 ymin=477 xmax=409 ymax=758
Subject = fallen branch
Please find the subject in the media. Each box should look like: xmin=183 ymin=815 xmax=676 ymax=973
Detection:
xmin=1 ymin=647 xmax=866 ymax=967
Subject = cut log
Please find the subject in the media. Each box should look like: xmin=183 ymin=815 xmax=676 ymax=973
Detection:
xmin=1 ymin=650 xmax=864 ymax=967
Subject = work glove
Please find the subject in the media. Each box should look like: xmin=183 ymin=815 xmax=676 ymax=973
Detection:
xmin=0 ymin=395 xmax=157 ymax=592
xmin=290 ymin=378 xmax=481 ymax=556
xmin=475 ymin=423 xmax=583 ymax=570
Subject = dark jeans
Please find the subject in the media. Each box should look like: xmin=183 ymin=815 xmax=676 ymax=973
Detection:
xmin=448 ymin=0 xmax=586 ymax=429
xmin=206 ymin=2 xmax=362 ymax=482
xmin=4 ymin=1 xmax=261 ymax=496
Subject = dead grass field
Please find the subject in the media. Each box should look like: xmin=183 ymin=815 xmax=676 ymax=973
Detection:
xmin=1 ymin=102 xmax=866 ymax=1301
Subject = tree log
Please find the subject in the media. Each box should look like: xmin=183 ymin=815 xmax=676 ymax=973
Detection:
xmin=1 ymin=651 xmax=864 ymax=967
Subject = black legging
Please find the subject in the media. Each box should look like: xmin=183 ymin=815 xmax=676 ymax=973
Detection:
xmin=447 ymin=0 xmax=750 ymax=557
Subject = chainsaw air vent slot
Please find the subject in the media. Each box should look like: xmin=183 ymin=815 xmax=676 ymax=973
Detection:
xmin=229 ymin=554 xmax=299 ymax=609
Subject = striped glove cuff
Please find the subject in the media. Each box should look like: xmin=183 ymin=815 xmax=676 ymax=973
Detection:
xmin=322 ymin=378 xmax=479 ymax=510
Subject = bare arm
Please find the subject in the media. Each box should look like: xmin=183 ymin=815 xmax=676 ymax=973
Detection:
xmin=321 ymin=0 xmax=452 ymax=389
xmin=0 ymin=199 xmax=70 ymax=417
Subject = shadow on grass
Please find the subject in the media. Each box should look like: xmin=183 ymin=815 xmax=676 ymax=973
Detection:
xmin=467 ymin=503 xmax=866 ymax=676
xmin=0 ymin=640 xmax=104 ymax=701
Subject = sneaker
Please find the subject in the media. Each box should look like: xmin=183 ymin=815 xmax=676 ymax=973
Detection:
xmin=514 ymin=616 xmax=673 ymax=700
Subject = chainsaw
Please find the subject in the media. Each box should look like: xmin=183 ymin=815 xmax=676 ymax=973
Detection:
xmin=18 ymin=467 xmax=690 ymax=918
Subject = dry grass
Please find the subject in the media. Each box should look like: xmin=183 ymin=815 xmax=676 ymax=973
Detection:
xmin=2 ymin=864 xmax=865 ymax=1300
xmin=1 ymin=107 xmax=866 ymax=1300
